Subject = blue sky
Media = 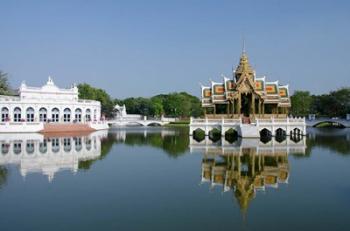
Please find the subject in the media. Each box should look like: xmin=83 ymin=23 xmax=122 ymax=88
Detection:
xmin=0 ymin=0 xmax=349 ymax=98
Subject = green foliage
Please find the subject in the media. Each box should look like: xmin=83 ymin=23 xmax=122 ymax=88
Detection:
xmin=77 ymin=83 xmax=202 ymax=118
xmin=122 ymin=97 xmax=156 ymax=116
xmin=119 ymin=92 xmax=203 ymax=118
xmin=0 ymin=166 xmax=7 ymax=189
xmin=291 ymin=91 xmax=312 ymax=116
xmin=151 ymin=92 xmax=203 ymax=118
xmin=291 ymin=87 xmax=350 ymax=117
xmin=0 ymin=71 xmax=11 ymax=95
xmin=77 ymin=83 xmax=115 ymax=118
xmin=121 ymin=128 xmax=189 ymax=157
xmin=313 ymin=88 xmax=350 ymax=117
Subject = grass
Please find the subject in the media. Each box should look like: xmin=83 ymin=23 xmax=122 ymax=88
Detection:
xmin=165 ymin=120 xmax=190 ymax=127
xmin=315 ymin=121 xmax=345 ymax=128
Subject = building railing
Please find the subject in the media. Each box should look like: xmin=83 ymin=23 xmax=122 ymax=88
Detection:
xmin=0 ymin=122 xmax=42 ymax=126
xmin=22 ymin=86 xmax=76 ymax=92
xmin=0 ymin=96 xmax=99 ymax=104
xmin=78 ymin=99 xmax=100 ymax=104
xmin=0 ymin=96 xmax=21 ymax=102
xmin=190 ymin=116 xmax=305 ymax=125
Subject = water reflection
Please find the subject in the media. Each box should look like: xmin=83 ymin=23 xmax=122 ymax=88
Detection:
xmin=190 ymin=135 xmax=307 ymax=214
xmin=0 ymin=131 xmax=108 ymax=181
xmin=109 ymin=127 xmax=190 ymax=157
xmin=306 ymin=127 xmax=350 ymax=155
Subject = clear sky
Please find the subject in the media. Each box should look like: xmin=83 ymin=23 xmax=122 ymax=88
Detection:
xmin=0 ymin=0 xmax=349 ymax=98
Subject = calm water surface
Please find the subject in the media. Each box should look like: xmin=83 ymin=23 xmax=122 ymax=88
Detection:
xmin=0 ymin=127 xmax=350 ymax=231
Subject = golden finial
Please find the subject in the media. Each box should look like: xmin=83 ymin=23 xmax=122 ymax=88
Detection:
xmin=242 ymin=37 xmax=246 ymax=54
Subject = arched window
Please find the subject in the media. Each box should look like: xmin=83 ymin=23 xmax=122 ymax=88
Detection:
xmin=1 ymin=143 xmax=9 ymax=155
xmin=51 ymin=108 xmax=59 ymax=122
xmin=13 ymin=141 xmax=22 ymax=154
xmin=75 ymin=108 xmax=82 ymax=122
xmin=39 ymin=108 xmax=47 ymax=122
xmin=52 ymin=138 xmax=60 ymax=153
xmin=75 ymin=137 xmax=82 ymax=152
xmin=85 ymin=138 xmax=92 ymax=151
xmin=93 ymin=109 xmax=97 ymax=121
xmin=63 ymin=138 xmax=71 ymax=152
xmin=85 ymin=109 xmax=91 ymax=122
xmin=1 ymin=107 xmax=9 ymax=122
xmin=26 ymin=107 xmax=35 ymax=122
xmin=63 ymin=108 xmax=71 ymax=122
xmin=39 ymin=140 xmax=47 ymax=154
xmin=26 ymin=141 xmax=35 ymax=154
xmin=13 ymin=107 xmax=22 ymax=122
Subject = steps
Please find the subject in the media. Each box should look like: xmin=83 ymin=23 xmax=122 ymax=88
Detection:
xmin=238 ymin=124 xmax=259 ymax=138
xmin=41 ymin=123 xmax=95 ymax=133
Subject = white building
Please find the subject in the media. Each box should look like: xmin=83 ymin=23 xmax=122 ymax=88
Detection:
xmin=0 ymin=77 xmax=108 ymax=132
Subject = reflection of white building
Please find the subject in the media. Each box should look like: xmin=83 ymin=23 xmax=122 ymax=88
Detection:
xmin=0 ymin=130 xmax=108 ymax=181
xmin=0 ymin=77 xmax=108 ymax=132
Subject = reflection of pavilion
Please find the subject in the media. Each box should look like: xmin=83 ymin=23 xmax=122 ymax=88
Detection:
xmin=191 ymin=136 xmax=306 ymax=213
xmin=0 ymin=131 xmax=108 ymax=181
xmin=190 ymin=135 xmax=306 ymax=155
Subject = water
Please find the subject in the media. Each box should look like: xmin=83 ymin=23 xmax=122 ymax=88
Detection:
xmin=0 ymin=127 xmax=350 ymax=231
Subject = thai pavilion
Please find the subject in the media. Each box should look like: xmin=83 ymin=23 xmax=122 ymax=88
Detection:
xmin=190 ymin=50 xmax=306 ymax=138
xmin=201 ymin=51 xmax=291 ymax=117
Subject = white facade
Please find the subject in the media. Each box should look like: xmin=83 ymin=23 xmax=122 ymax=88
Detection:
xmin=0 ymin=77 xmax=102 ymax=127
xmin=189 ymin=116 xmax=306 ymax=138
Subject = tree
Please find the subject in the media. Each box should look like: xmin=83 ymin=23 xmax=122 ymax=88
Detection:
xmin=155 ymin=92 xmax=203 ymax=118
xmin=77 ymin=83 xmax=115 ymax=118
xmin=291 ymin=91 xmax=313 ymax=116
xmin=329 ymin=88 xmax=350 ymax=116
xmin=309 ymin=88 xmax=350 ymax=117
xmin=0 ymin=71 xmax=11 ymax=95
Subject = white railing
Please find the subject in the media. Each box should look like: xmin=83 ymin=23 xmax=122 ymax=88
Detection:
xmin=0 ymin=122 xmax=42 ymax=126
xmin=191 ymin=116 xmax=305 ymax=125
xmin=78 ymin=99 xmax=100 ymax=104
xmin=23 ymin=86 xmax=76 ymax=92
xmin=0 ymin=95 xmax=21 ymax=102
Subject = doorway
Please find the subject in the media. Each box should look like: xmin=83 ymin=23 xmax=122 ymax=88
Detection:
xmin=241 ymin=93 xmax=251 ymax=116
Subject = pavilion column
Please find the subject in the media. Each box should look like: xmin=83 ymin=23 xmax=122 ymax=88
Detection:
xmin=238 ymin=94 xmax=241 ymax=115
xmin=226 ymin=103 xmax=230 ymax=115
xmin=231 ymin=100 xmax=235 ymax=115
xmin=252 ymin=94 xmax=255 ymax=115
xmin=262 ymin=103 xmax=265 ymax=114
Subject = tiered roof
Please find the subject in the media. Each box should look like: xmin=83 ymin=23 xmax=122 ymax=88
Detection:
xmin=201 ymin=52 xmax=291 ymax=108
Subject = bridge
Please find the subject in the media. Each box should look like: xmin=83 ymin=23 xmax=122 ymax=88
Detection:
xmin=107 ymin=116 xmax=175 ymax=127
xmin=108 ymin=104 xmax=176 ymax=127
xmin=306 ymin=118 xmax=350 ymax=127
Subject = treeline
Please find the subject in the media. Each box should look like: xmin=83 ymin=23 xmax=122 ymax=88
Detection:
xmin=78 ymin=83 xmax=203 ymax=118
xmin=291 ymin=87 xmax=350 ymax=117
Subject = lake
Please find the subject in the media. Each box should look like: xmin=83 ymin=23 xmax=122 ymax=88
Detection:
xmin=0 ymin=127 xmax=350 ymax=231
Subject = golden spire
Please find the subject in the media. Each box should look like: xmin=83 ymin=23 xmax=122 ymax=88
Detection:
xmin=234 ymin=42 xmax=255 ymax=82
